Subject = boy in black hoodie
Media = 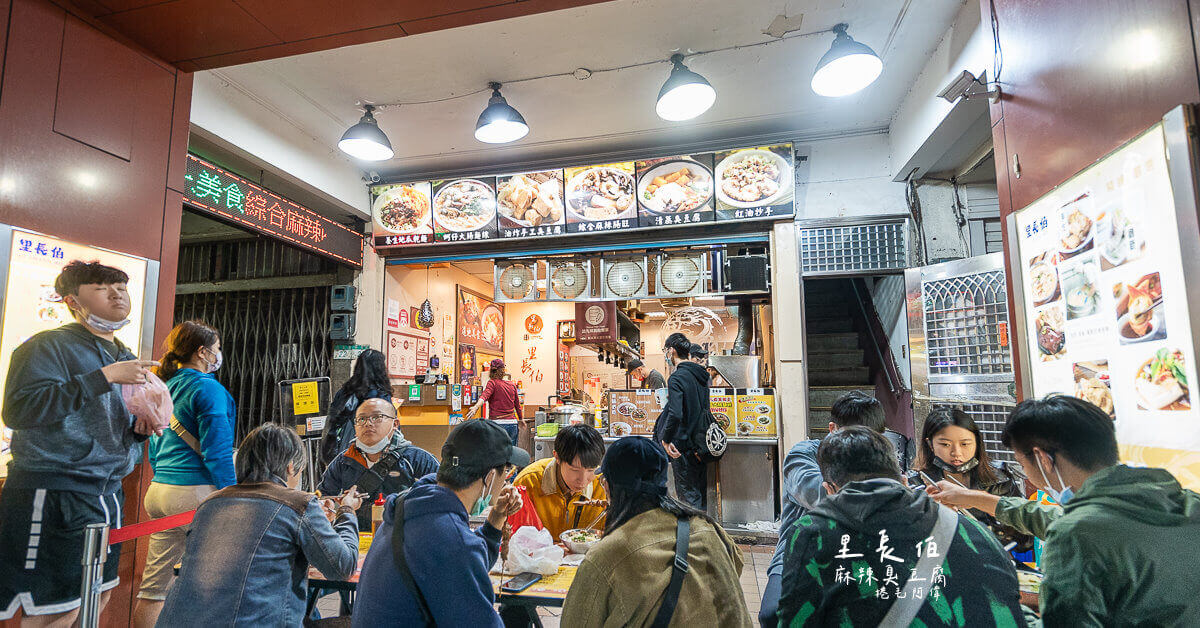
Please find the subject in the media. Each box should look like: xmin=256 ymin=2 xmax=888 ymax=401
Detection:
xmin=655 ymin=332 xmax=712 ymax=509
xmin=0 ymin=261 xmax=159 ymax=623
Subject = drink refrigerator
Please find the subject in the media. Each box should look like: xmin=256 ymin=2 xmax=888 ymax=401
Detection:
xmin=0 ymin=224 xmax=159 ymax=476
xmin=1005 ymin=105 xmax=1200 ymax=490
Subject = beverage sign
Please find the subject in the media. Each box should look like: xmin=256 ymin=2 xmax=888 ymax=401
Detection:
xmin=574 ymin=302 xmax=617 ymax=343
xmin=713 ymin=144 xmax=795 ymax=221
xmin=183 ymin=154 xmax=363 ymax=267
xmin=1013 ymin=121 xmax=1200 ymax=487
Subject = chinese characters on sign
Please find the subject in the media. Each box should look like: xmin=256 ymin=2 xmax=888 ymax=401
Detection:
xmin=830 ymin=530 xmax=947 ymax=601
xmin=183 ymin=154 xmax=363 ymax=268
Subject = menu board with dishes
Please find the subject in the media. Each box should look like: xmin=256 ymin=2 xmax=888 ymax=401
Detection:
xmin=564 ymin=162 xmax=638 ymax=234
xmin=386 ymin=331 xmax=427 ymax=379
xmin=714 ymin=144 xmax=795 ymax=221
xmin=457 ymin=286 xmax=504 ymax=354
xmin=608 ymin=389 xmax=662 ymax=436
xmin=431 ymin=177 xmax=498 ymax=242
xmin=1013 ymin=122 xmax=1200 ymax=484
xmin=496 ymin=170 xmax=567 ymax=239
xmin=734 ymin=388 xmax=777 ymax=437
xmin=635 ymin=154 xmax=715 ymax=228
xmin=709 ymin=388 xmax=737 ymax=436
xmin=371 ymin=182 xmax=434 ymax=246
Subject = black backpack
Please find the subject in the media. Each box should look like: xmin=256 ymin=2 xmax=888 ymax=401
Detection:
xmin=693 ymin=410 xmax=727 ymax=463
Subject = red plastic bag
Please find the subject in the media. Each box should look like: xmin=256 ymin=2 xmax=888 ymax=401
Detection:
xmin=121 ymin=371 xmax=174 ymax=432
xmin=507 ymin=484 xmax=543 ymax=531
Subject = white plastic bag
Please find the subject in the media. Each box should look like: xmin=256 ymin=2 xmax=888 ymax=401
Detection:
xmin=121 ymin=371 xmax=174 ymax=430
xmin=504 ymin=525 xmax=564 ymax=576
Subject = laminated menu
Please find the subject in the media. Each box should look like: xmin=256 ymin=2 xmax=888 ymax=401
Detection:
xmin=709 ymin=388 xmax=737 ymax=436
xmin=734 ymin=388 xmax=777 ymax=437
xmin=608 ymin=389 xmax=662 ymax=436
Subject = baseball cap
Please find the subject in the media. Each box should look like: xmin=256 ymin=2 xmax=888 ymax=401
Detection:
xmin=490 ymin=358 xmax=505 ymax=370
xmin=442 ymin=419 xmax=530 ymax=472
xmin=626 ymin=359 xmax=644 ymax=373
xmin=600 ymin=437 xmax=668 ymax=496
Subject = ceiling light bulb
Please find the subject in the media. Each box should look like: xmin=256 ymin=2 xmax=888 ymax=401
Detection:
xmin=811 ymin=23 xmax=883 ymax=97
xmin=338 ymin=105 xmax=394 ymax=161
xmin=656 ymin=54 xmax=716 ymax=121
xmin=475 ymin=83 xmax=529 ymax=144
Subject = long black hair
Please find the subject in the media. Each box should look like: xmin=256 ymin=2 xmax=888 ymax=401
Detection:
xmin=916 ymin=406 xmax=999 ymax=486
xmin=604 ymin=486 xmax=714 ymax=536
xmin=342 ymin=349 xmax=390 ymax=399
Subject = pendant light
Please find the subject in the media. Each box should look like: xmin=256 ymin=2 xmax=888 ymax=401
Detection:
xmin=418 ymin=264 xmax=435 ymax=328
xmin=338 ymin=104 xmax=394 ymax=161
xmin=811 ymin=23 xmax=883 ymax=97
xmin=475 ymin=82 xmax=529 ymax=144
xmin=655 ymin=54 xmax=716 ymax=121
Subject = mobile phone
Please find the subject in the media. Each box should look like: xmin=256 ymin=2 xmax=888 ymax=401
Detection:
xmin=501 ymin=572 xmax=542 ymax=593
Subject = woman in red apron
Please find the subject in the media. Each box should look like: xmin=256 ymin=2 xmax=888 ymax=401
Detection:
xmin=465 ymin=358 xmax=523 ymax=445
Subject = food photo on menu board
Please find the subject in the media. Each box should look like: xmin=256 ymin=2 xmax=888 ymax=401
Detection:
xmin=457 ymin=286 xmax=504 ymax=354
xmin=635 ymin=154 xmax=715 ymax=228
xmin=496 ymin=169 xmax=566 ymax=238
xmin=431 ymin=177 xmax=498 ymax=242
xmin=714 ymin=144 xmax=795 ymax=221
xmin=371 ymin=182 xmax=434 ymax=246
xmin=564 ymin=161 xmax=637 ymax=233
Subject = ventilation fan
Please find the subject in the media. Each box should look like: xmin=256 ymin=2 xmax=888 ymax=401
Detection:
xmin=547 ymin=258 xmax=591 ymax=301
xmin=601 ymin=255 xmax=649 ymax=300
xmin=655 ymin=251 xmax=708 ymax=298
xmin=494 ymin=260 xmax=540 ymax=302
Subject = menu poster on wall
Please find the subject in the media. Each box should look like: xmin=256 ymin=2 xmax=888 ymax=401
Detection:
xmin=563 ymin=162 xmax=637 ymax=234
xmin=714 ymin=144 xmax=795 ymax=221
xmin=457 ymin=286 xmax=504 ymax=354
xmin=735 ymin=388 xmax=777 ymax=437
xmin=370 ymin=182 xmax=434 ymax=247
xmin=496 ymin=169 xmax=567 ymax=239
xmin=709 ymin=388 xmax=737 ymax=436
xmin=557 ymin=338 xmax=571 ymax=396
xmin=430 ymin=177 xmax=498 ymax=242
xmin=635 ymin=154 xmax=715 ymax=228
xmin=458 ymin=343 xmax=476 ymax=387
xmin=1013 ymin=122 xmax=1200 ymax=486
xmin=386 ymin=331 xmax=425 ymax=379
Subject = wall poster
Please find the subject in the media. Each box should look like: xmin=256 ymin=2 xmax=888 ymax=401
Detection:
xmin=457 ymin=285 xmax=504 ymax=354
xmin=386 ymin=331 xmax=427 ymax=380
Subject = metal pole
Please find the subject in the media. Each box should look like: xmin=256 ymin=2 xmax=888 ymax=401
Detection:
xmin=78 ymin=522 xmax=109 ymax=628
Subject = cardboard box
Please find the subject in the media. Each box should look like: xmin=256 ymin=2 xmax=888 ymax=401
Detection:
xmin=609 ymin=389 xmax=662 ymax=436
xmin=709 ymin=388 xmax=738 ymax=436
xmin=734 ymin=388 xmax=777 ymax=437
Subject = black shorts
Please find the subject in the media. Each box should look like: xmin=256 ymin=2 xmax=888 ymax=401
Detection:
xmin=0 ymin=487 xmax=124 ymax=619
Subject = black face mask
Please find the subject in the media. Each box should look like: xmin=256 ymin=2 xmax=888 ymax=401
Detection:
xmin=931 ymin=455 xmax=979 ymax=475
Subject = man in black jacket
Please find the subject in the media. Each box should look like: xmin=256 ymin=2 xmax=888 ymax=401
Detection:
xmin=654 ymin=332 xmax=712 ymax=509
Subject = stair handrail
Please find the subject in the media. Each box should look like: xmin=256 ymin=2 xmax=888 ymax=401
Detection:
xmin=850 ymin=278 xmax=904 ymax=396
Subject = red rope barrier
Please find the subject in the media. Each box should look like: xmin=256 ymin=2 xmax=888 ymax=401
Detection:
xmin=108 ymin=510 xmax=195 ymax=545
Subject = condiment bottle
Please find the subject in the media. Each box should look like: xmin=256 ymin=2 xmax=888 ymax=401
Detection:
xmin=372 ymin=495 xmax=385 ymax=533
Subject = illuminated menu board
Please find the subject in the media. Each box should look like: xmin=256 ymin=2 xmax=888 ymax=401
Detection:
xmin=183 ymin=154 xmax=364 ymax=268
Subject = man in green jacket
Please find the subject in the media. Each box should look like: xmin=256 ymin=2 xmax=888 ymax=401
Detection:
xmin=935 ymin=395 xmax=1200 ymax=626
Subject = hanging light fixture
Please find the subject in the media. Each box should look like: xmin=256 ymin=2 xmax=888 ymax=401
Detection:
xmin=338 ymin=104 xmax=394 ymax=161
xmin=655 ymin=54 xmax=716 ymax=121
xmin=811 ymin=23 xmax=883 ymax=97
xmin=418 ymin=264 xmax=435 ymax=328
xmin=475 ymin=82 xmax=529 ymax=144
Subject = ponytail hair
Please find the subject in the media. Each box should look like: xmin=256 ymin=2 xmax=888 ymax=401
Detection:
xmin=157 ymin=320 xmax=220 ymax=381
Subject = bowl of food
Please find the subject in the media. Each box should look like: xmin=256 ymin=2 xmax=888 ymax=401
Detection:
xmin=566 ymin=167 xmax=636 ymax=222
xmin=1058 ymin=195 xmax=1094 ymax=255
xmin=638 ymin=161 xmax=713 ymax=215
xmin=736 ymin=421 xmax=755 ymax=436
xmin=1035 ymin=307 xmax=1066 ymax=358
xmin=1135 ymin=348 xmax=1190 ymax=411
xmin=715 ymin=150 xmax=791 ymax=209
xmin=615 ymin=402 xmax=636 ymax=417
xmin=610 ymin=421 xmax=632 ymax=437
xmin=373 ymin=185 xmax=431 ymax=234
xmin=1029 ymin=261 xmax=1060 ymax=306
xmin=497 ymin=172 xmax=564 ymax=227
xmin=712 ymin=412 xmax=731 ymax=430
xmin=433 ymin=179 xmax=496 ymax=232
xmin=561 ymin=528 xmax=602 ymax=554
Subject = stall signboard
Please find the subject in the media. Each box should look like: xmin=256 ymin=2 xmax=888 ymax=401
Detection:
xmin=709 ymin=388 xmax=737 ymax=436
xmin=734 ymin=388 xmax=777 ymax=436
xmin=370 ymin=182 xmax=435 ymax=246
xmin=635 ymin=154 xmax=715 ymax=228
xmin=608 ymin=389 xmax=661 ymax=436
xmin=1012 ymin=120 xmax=1200 ymax=487
xmin=430 ymin=177 xmax=499 ymax=242
xmin=574 ymin=301 xmax=617 ymax=343
xmin=386 ymin=331 xmax=427 ymax=379
xmin=0 ymin=227 xmax=155 ymax=474
xmin=713 ymin=144 xmax=795 ymax=222
xmin=183 ymin=154 xmax=364 ymax=268
xmin=557 ymin=336 xmax=571 ymax=396
xmin=496 ymin=169 xmax=567 ymax=239
xmin=459 ymin=343 xmax=477 ymax=387
xmin=564 ymin=162 xmax=638 ymax=234
xmin=457 ymin=286 xmax=504 ymax=353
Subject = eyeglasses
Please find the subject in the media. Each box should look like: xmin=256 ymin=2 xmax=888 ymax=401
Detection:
xmin=353 ymin=414 xmax=395 ymax=425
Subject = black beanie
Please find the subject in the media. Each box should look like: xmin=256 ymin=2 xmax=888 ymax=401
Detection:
xmin=600 ymin=437 xmax=669 ymax=496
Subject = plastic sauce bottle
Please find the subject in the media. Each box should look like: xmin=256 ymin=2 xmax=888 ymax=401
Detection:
xmin=372 ymin=495 xmax=385 ymax=533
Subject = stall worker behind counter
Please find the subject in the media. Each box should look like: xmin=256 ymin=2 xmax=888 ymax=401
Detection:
xmin=318 ymin=398 xmax=439 ymax=530
xmin=466 ymin=358 xmax=523 ymax=445
xmin=513 ymin=424 xmax=608 ymax=541
xmin=626 ymin=359 xmax=665 ymax=390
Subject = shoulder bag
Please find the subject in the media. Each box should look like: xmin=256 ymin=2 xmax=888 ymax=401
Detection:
xmin=878 ymin=504 xmax=958 ymax=627
xmin=650 ymin=515 xmax=691 ymax=628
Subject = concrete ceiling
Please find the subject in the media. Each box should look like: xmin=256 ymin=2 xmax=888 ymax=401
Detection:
xmin=202 ymin=0 xmax=966 ymax=178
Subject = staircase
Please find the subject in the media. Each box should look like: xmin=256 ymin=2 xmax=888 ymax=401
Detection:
xmin=805 ymin=279 xmax=875 ymax=440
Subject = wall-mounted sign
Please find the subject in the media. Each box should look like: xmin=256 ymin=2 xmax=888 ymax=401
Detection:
xmin=575 ymin=302 xmax=618 ymax=343
xmin=457 ymin=286 xmax=504 ymax=353
xmin=558 ymin=320 xmax=576 ymax=340
xmin=183 ymin=154 xmax=363 ymax=268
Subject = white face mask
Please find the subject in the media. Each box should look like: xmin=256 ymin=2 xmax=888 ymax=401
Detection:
xmin=205 ymin=348 xmax=223 ymax=373
xmin=1034 ymin=452 xmax=1073 ymax=505
xmin=85 ymin=312 xmax=131 ymax=333
xmin=356 ymin=434 xmax=391 ymax=455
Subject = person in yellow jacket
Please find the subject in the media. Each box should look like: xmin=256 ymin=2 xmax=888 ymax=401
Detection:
xmin=513 ymin=424 xmax=607 ymax=541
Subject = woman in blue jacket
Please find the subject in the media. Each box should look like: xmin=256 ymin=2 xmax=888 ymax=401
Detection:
xmin=132 ymin=320 xmax=236 ymax=628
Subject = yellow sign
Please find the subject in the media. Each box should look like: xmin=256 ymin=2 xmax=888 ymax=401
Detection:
xmin=292 ymin=381 xmax=320 ymax=415
xmin=734 ymin=388 xmax=777 ymax=437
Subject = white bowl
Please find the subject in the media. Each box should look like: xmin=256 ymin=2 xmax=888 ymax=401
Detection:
xmin=561 ymin=529 xmax=602 ymax=554
xmin=714 ymin=149 xmax=791 ymax=209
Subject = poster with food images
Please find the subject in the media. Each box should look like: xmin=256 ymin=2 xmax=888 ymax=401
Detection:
xmin=370 ymin=182 xmax=434 ymax=247
xmin=608 ymin=389 xmax=661 ymax=436
xmin=714 ymin=144 xmax=795 ymax=221
xmin=456 ymin=286 xmax=504 ymax=354
xmin=635 ymin=154 xmax=715 ymax=228
xmin=709 ymin=388 xmax=737 ymax=436
xmin=563 ymin=161 xmax=637 ymax=234
xmin=496 ymin=169 xmax=567 ymax=239
xmin=386 ymin=331 xmax=426 ymax=380
xmin=734 ymin=388 xmax=777 ymax=437
xmin=430 ymin=177 xmax=498 ymax=243
xmin=1013 ymin=122 xmax=1200 ymax=488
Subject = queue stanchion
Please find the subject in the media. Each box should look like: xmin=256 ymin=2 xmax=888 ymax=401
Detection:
xmin=78 ymin=522 xmax=109 ymax=628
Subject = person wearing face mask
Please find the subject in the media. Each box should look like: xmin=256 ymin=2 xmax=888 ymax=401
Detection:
xmin=905 ymin=406 xmax=1031 ymax=553
xmin=353 ymin=419 xmax=528 ymax=627
xmin=0 ymin=261 xmax=161 ymax=625
xmin=933 ymin=395 xmax=1200 ymax=625
xmin=317 ymin=398 xmax=439 ymax=530
xmin=132 ymin=320 xmax=236 ymax=627
xmin=158 ymin=423 xmax=362 ymax=625
xmin=653 ymin=332 xmax=712 ymax=509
